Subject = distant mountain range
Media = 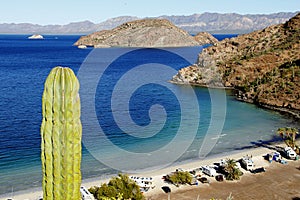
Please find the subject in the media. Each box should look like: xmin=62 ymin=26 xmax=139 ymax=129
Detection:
xmin=0 ymin=12 xmax=298 ymax=34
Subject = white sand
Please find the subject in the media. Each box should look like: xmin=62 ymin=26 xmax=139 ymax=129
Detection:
xmin=1 ymin=144 xmax=285 ymax=200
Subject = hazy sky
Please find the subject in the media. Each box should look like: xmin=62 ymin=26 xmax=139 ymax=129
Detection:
xmin=1 ymin=0 xmax=299 ymax=24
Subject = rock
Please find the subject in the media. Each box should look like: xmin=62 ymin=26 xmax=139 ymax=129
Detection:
xmin=225 ymin=81 xmax=232 ymax=87
xmin=28 ymin=34 xmax=44 ymax=39
xmin=77 ymin=45 xmax=87 ymax=49
xmin=193 ymin=32 xmax=218 ymax=45
xmin=74 ymin=19 xmax=200 ymax=48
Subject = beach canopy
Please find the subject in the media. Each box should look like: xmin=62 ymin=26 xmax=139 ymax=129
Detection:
xmin=162 ymin=186 xmax=171 ymax=193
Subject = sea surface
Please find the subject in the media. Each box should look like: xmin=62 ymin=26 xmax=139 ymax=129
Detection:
xmin=0 ymin=34 xmax=297 ymax=195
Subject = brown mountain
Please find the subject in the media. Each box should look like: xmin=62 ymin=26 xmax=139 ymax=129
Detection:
xmin=74 ymin=19 xmax=216 ymax=48
xmin=171 ymin=12 xmax=300 ymax=118
xmin=0 ymin=12 xmax=297 ymax=34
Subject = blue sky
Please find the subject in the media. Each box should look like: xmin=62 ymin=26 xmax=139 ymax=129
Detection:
xmin=1 ymin=0 xmax=299 ymax=24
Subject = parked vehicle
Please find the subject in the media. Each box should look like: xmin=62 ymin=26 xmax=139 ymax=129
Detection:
xmin=202 ymin=165 xmax=217 ymax=177
xmin=284 ymin=147 xmax=297 ymax=160
xmin=80 ymin=186 xmax=95 ymax=200
xmin=241 ymin=155 xmax=254 ymax=171
xmin=130 ymin=176 xmax=154 ymax=191
xmin=219 ymin=159 xmax=226 ymax=167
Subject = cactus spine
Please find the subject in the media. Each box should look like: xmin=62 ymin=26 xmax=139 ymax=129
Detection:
xmin=41 ymin=67 xmax=82 ymax=200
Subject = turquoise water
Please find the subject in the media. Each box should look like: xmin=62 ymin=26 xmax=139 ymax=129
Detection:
xmin=0 ymin=35 xmax=298 ymax=195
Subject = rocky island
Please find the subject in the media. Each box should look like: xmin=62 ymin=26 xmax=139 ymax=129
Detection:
xmin=171 ymin=12 xmax=300 ymax=118
xmin=74 ymin=19 xmax=217 ymax=48
xmin=28 ymin=34 xmax=44 ymax=39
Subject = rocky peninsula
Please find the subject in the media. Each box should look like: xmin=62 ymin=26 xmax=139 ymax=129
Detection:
xmin=74 ymin=19 xmax=217 ymax=48
xmin=194 ymin=31 xmax=218 ymax=45
xmin=171 ymin=12 xmax=300 ymax=118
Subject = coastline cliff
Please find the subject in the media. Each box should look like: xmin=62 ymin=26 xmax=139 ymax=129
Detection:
xmin=171 ymin=12 xmax=300 ymax=118
xmin=74 ymin=19 xmax=217 ymax=48
xmin=194 ymin=32 xmax=218 ymax=45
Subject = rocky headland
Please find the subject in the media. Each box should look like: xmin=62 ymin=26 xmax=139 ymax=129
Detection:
xmin=194 ymin=32 xmax=218 ymax=45
xmin=171 ymin=12 xmax=300 ymax=118
xmin=74 ymin=19 xmax=217 ymax=48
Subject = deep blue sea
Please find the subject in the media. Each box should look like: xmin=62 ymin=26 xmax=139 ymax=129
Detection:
xmin=0 ymin=34 xmax=297 ymax=195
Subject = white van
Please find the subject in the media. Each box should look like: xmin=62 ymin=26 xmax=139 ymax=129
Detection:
xmin=284 ymin=147 xmax=297 ymax=160
xmin=202 ymin=166 xmax=217 ymax=177
xmin=241 ymin=156 xmax=254 ymax=171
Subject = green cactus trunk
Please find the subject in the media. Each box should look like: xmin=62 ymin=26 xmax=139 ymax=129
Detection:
xmin=41 ymin=67 xmax=82 ymax=200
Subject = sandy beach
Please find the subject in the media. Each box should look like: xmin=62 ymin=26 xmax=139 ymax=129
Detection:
xmin=1 ymin=143 xmax=299 ymax=200
xmin=147 ymin=159 xmax=300 ymax=200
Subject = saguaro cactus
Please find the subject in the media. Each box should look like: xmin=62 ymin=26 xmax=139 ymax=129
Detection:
xmin=41 ymin=67 xmax=82 ymax=200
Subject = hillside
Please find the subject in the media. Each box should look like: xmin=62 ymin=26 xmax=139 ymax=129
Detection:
xmin=0 ymin=12 xmax=297 ymax=34
xmin=74 ymin=19 xmax=209 ymax=48
xmin=171 ymin=13 xmax=300 ymax=118
xmin=194 ymin=32 xmax=218 ymax=45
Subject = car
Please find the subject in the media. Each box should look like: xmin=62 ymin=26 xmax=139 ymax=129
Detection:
xmin=284 ymin=147 xmax=297 ymax=160
xmin=202 ymin=165 xmax=217 ymax=177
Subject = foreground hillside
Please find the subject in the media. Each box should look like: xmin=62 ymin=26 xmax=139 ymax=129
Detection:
xmin=74 ymin=19 xmax=216 ymax=48
xmin=171 ymin=13 xmax=300 ymax=118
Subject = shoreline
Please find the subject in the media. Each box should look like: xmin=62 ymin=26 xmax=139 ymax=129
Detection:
xmin=235 ymin=97 xmax=300 ymax=120
xmin=1 ymin=141 xmax=297 ymax=200
xmin=170 ymin=78 xmax=300 ymax=120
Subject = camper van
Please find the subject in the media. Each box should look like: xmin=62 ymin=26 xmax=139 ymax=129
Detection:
xmin=130 ymin=176 xmax=154 ymax=192
xmin=241 ymin=155 xmax=254 ymax=171
xmin=284 ymin=147 xmax=297 ymax=160
xmin=202 ymin=166 xmax=217 ymax=177
xmin=80 ymin=186 xmax=95 ymax=200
